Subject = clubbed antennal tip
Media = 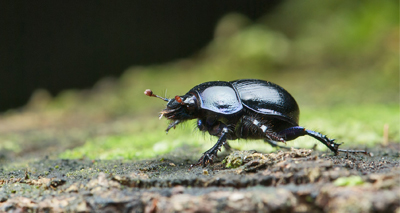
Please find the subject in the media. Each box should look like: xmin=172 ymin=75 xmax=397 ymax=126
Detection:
xmin=144 ymin=89 xmax=169 ymax=102
xmin=144 ymin=89 xmax=153 ymax=96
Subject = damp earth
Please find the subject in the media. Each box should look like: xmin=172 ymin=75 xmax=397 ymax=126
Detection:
xmin=0 ymin=143 xmax=399 ymax=212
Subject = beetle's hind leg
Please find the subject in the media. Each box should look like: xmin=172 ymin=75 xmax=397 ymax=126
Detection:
xmin=277 ymin=126 xmax=371 ymax=156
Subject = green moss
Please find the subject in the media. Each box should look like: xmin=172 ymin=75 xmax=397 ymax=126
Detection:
xmin=59 ymin=120 xmax=209 ymax=160
xmin=334 ymin=176 xmax=365 ymax=186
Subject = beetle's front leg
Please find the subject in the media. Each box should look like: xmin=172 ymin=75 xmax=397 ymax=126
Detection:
xmin=193 ymin=126 xmax=229 ymax=167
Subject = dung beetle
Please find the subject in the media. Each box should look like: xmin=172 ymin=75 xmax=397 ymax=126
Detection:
xmin=145 ymin=79 xmax=370 ymax=167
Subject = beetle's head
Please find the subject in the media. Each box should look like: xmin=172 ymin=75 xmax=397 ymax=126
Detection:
xmin=144 ymin=89 xmax=199 ymax=132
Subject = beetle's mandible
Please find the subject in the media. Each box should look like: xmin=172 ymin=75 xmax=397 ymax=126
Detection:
xmin=145 ymin=79 xmax=370 ymax=167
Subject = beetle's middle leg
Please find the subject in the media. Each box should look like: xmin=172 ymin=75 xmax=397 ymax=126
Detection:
xmin=239 ymin=116 xmax=287 ymax=147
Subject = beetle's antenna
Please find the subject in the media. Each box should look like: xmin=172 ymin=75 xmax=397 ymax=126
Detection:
xmin=144 ymin=89 xmax=169 ymax=102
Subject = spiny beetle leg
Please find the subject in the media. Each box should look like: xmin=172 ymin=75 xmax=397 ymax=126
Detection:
xmin=278 ymin=126 xmax=371 ymax=156
xmin=192 ymin=153 xmax=214 ymax=168
xmin=305 ymin=129 xmax=341 ymax=154
xmin=192 ymin=127 xmax=229 ymax=167
xmin=277 ymin=126 xmax=341 ymax=153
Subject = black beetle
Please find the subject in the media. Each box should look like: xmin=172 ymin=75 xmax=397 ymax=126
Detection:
xmin=145 ymin=79 xmax=369 ymax=166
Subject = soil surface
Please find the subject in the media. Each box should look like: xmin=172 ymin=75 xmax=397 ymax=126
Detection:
xmin=0 ymin=143 xmax=399 ymax=212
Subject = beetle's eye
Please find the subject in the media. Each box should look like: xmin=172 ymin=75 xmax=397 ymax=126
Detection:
xmin=175 ymin=96 xmax=183 ymax=104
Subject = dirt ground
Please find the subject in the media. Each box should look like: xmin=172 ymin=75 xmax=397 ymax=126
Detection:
xmin=0 ymin=143 xmax=399 ymax=212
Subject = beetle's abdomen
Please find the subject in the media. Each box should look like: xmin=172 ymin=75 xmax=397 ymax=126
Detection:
xmin=231 ymin=79 xmax=299 ymax=125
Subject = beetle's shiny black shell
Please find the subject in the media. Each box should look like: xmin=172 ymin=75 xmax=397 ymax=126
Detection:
xmin=188 ymin=79 xmax=300 ymax=126
xmin=231 ymin=79 xmax=299 ymax=125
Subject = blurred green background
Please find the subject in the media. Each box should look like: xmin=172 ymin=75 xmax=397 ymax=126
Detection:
xmin=0 ymin=0 xmax=398 ymax=163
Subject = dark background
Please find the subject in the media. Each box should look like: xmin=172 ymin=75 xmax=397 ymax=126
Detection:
xmin=0 ymin=1 xmax=282 ymax=112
